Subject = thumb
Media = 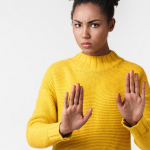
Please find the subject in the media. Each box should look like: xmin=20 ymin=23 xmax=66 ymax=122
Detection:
xmin=116 ymin=93 xmax=123 ymax=110
xmin=83 ymin=108 xmax=92 ymax=123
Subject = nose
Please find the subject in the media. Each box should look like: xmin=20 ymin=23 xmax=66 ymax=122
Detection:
xmin=82 ymin=27 xmax=90 ymax=39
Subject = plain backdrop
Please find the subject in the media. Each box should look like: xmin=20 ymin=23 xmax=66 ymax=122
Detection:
xmin=0 ymin=0 xmax=150 ymax=149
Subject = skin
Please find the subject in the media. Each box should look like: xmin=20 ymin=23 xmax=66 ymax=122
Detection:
xmin=59 ymin=3 xmax=146 ymax=136
xmin=60 ymin=72 xmax=146 ymax=136
xmin=72 ymin=2 xmax=115 ymax=56
xmin=116 ymin=70 xmax=146 ymax=127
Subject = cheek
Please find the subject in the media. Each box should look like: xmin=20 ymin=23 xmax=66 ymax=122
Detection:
xmin=73 ymin=28 xmax=80 ymax=36
xmin=95 ymin=28 xmax=107 ymax=37
xmin=73 ymin=29 xmax=79 ymax=41
xmin=93 ymin=29 xmax=108 ymax=41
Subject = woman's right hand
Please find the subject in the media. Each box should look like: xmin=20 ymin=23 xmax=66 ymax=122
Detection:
xmin=59 ymin=83 xmax=93 ymax=135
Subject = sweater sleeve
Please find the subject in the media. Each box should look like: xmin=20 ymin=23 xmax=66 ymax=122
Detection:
xmin=121 ymin=68 xmax=150 ymax=150
xmin=26 ymin=64 xmax=73 ymax=148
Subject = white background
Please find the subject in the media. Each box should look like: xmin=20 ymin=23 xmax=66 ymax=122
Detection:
xmin=0 ymin=0 xmax=150 ymax=149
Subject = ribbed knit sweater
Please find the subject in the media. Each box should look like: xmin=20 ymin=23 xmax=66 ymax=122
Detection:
xmin=26 ymin=50 xmax=150 ymax=150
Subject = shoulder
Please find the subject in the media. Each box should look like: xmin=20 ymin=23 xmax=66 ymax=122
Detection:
xmin=117 ymin=58 xmax=150 ymax=94
xmin=121 ymin=59 xmax=145 ymax=75
xmin=46 ymin=58 xmax=70 ymax=74
xmin=40 ymin=58 xmax=69 ymax=88
xmin=121 ymin=59 xmax=150 ymax=92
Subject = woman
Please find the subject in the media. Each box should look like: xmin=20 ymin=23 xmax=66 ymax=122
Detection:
xmin=26 ymin=0 xmax=150 ymax=149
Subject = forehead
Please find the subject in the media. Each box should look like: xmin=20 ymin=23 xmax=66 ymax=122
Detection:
xmin=73 ymin=2 xmax=105 ymax=20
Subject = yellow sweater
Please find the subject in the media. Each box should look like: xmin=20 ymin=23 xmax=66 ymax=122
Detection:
xmin=26 ymin=50 xmax=150 ymax=150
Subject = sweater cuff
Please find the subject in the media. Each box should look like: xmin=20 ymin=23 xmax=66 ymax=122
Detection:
xmin=48 ymin=122 xmax=73 ymax=143
xmin=121 ymin=115 xmax=150 ymax=137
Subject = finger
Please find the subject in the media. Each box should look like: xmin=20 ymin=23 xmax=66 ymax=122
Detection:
xmin=79 ymin=86 xmax=83 ymax=108
xmin=125 ymin=73 xmax=130 ymax=93
xmin=116 ymin=93 xmax=123 ymax=110
xmin=141 ymin=82 xmax=146 ymax=105
xmin=130 ymin=70 xmax=135 ymax=93
xmin=135 ymin=73 xmax=140 ymax=95
xmin=74 ymin=83 xmax=80 ymax=105
xmin=69 ymin=85 xmax=75 ymax=106
xmin=83 ymin=108 xmax=92 ymax=124
xmin=63 ymin=92 xmax=69 ymax=109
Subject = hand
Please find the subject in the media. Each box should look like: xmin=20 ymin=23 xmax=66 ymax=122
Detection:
xmin=59 ymin=83 xmax=93 ymax=135
xmin=116 ymin=70 xmax=146 ymax=126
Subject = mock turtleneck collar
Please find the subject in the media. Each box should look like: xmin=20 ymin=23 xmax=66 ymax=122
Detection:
xmin=69 ymin=50 xmax=124 ymax=71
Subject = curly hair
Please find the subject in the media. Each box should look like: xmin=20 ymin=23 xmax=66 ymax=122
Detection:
xmin=69 ymin=0 xmax=120 ymax=26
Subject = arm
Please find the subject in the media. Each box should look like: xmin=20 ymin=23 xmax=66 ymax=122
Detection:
xmin=121 ymin=68 xmax=150 ymax=150
xmin=26 ymin=64 xmax=73 ymax=148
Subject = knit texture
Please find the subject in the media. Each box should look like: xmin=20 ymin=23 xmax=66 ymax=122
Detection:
xmin=26 ymin=50 xmax=150 ymax=150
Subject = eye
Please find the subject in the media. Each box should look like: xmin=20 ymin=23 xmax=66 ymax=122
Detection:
xmin=91 ymin=24 xmax=99 ymax=28
xmin=74 ymin=24 xmax=81 ymax=28
xmin=74 ymin=23 xmax=99 ymax=28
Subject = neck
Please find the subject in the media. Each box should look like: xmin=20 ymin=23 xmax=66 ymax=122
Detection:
xmin=69 ymin=50 xmax=124 ymax=72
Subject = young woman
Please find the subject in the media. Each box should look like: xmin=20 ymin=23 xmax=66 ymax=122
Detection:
xmin=26 ymin=0 xmax=150 ymax=149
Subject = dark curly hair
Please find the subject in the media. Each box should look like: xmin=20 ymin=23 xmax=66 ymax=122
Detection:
xmin=69 ymin=0 xmax=120 ymax=26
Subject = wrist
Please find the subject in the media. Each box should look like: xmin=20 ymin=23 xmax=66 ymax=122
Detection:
xmin=59 ymin=122 xmax=72 ymax=136
xmin=125 ymin=119 xmax=138 ymax=127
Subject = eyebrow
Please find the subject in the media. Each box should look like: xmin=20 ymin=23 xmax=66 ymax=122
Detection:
xmin=73 ymin=19 xmax=101 ymax=24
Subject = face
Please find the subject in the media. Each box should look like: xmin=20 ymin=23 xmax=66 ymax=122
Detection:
xmin=72 ymin=2 xmax=115 ymax=56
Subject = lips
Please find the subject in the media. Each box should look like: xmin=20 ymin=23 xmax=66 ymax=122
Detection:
xmin=82 ymin=43 xmax=91 ymax=45
xmin=81 ymin=42 xmax=91 ymax=45
xmin=81 ymin=43 xmax=92 ymax=48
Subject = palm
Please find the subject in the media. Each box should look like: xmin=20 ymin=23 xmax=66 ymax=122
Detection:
xmin=62 ymin=105 xmax=85 ymax=131
xmin=120 ymin=92 xmax=144 ymax=122
xmin=116 ymin=70 xmax=146 ymax=126
xmin=60 ymin=83 xmax=92 ymax=134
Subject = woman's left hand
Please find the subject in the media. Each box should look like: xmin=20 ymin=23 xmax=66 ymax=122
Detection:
xmin=116 ymin=70 xmax=146 ymax=127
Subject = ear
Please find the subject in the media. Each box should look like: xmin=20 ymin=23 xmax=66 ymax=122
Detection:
xmin=108 ymin=18 xmax=116 ymax=32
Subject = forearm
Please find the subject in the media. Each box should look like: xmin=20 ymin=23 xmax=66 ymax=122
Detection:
xmin=26 ymin=120 xmax=73 ymax=148
xmin=121 ymin=115 xmax=150 ymax=150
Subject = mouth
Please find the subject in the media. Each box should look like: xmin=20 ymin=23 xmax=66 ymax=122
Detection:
xmin=81 ymin=43 xmax=92 ymax=48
